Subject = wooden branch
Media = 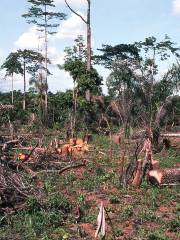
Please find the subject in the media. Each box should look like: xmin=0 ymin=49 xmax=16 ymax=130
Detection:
xmin=23 ymin=143 xmax=38 ymax=163
xmin=64 ymin=0 xmax=87 ymax=24
xmin=2 ymin=139 xmax=19 ymax=151
xmin=13 ymin=161 xmax=37 ymax=178
xmin=36 ymin=163 xmax=86 ymax=176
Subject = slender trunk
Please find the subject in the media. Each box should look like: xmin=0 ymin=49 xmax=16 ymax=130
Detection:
xmin=149 ymin=48 xmax=156 ymax=127
xmin=64 ymin=0 xmax=92 ymax=101
xmin=11 ymin=73 xmax=14 ymax=105
xmin=86 ymin=0 xmax=91 ymax=101
xmin=40 ymin=71 xmax=44 ymax=120
xmin=23 ymin=61 xmax=26 ymax=110
xmin=87 ymin=0 xmax=91 ymax=72
xmin=72 ymin=80 xmax=77 ymax=136
xmin=44 ymin=4 xmax=48 ymax=123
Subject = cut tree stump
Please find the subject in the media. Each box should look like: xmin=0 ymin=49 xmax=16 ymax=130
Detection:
xmin=131 ymin=159 xmax=143 ymax=187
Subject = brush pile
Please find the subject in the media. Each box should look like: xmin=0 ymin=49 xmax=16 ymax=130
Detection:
xmin=0 ymin=135 xmax=89 ymax=214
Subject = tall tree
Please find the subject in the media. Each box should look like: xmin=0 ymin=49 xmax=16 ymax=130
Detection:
xmin=64 ymin=0 xmax=92 ymax=100
xmin=96 ymin=36 xmax=180 ymax=127
xmin=17 ymin=49 xmax=47 ymax=110
xmin=22 ymin=0 xmax=66 ymax=120
xmin=28 ymin=61 xmax=51 ymax=119
xmin=1 ymin=52 xmax=23 ymax=105
xmin=60 ymin=35 xmax=102 ymax=97
xmin=136 ymin=35 xmax=180 ymax=125
xmin=59 ymin=35 xmax=102 ymax=134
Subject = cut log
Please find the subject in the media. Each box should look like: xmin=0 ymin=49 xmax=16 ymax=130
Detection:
xmin=148 ymin=168 xmax=180 ymax=185
xmin=160 ymin=133 xmax=180 ymax=138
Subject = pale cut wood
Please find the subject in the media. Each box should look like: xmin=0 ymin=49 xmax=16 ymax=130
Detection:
xmin=161 ymin=133 xmax=180 ymax=137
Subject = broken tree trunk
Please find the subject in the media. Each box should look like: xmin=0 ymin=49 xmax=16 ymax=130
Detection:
xmin=131 ymin=159 xmax=143 ymax=187
xmin=151 ymin=160 xmax=160 ymax=170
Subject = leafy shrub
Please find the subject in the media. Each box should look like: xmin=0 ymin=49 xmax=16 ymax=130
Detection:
xmin=47 ymin=193 xmax=71 ymax=213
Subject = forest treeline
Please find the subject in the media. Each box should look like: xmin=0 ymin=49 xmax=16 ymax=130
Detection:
xmin=0 ymin=0 xmax=180 ymax=135
xmin=1 ymin=35 xmax=180 ymax=134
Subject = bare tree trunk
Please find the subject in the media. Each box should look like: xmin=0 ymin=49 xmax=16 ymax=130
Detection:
xmin=64 ymin=0 xmax=92 ymax=101
xmin=85 ymin=0 xmax=91 ymax=101
xmin=86 ymin=0 xmax=91 ymax=72
xmin=11 ymin=73 xmax=14 ymax=105
xmin=23 ymin=61 xmax=26 ymax=110
xmin=72 ymin=80 xmax=77 ymax=136
xmin=149 ymin=47 xmax=156 ymax=127
xmin=44 ymin=4 xmax=48 ymax=124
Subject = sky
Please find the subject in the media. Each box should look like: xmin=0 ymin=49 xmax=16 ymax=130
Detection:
xmin=1 ymin=0 xmax=180 ymax=94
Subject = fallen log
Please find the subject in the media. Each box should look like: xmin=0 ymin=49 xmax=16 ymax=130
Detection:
xmin=160 ymin=133 xmax=180 ymax=137
xmin=148 ymin=168 xmax=180 ymax=185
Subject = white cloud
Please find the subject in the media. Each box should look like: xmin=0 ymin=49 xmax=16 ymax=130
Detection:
xmin=11 ymin=10 xmax=87 ymax=93
xmin=172 ymin=0 xmax=180 ymax=15
xmin=14 ymin=26 xmax=44 ymax=50
xmin=48 ymin=69 xmax=74 ymax=92
xmin=55 ymin=12 xmax=86 ymax=39
xmin=48 ymin=47 xmax=65 ymax=65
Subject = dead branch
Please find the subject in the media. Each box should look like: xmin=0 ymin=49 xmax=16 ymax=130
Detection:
xmin=64 ymin=0 xmax=87 ymax=23
xmin=23 ymin=143 xmax=39 ymax=163
xmin=36 ymin=163 xmax=86 ymax=175
xmin=2 ymin=139 xmax=19 ymax=151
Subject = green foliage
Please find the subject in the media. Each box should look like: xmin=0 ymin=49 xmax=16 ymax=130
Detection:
xmin=137 ymin=208 xmax=156 ymax=224
xmin=147 ymin=231 xmax=168 ymax=240
xmin=96 ymin=35 xmax=180 ymax=128
xmin=95 ymin=43 xmax=140 ymax=68
xmin=0 ymin=91 xmax=34 ymax=123
xmin=168 ymin=218 xmax=180 ymax=232
xmin=22 ymin=0 xmax=66 ymax=35
xmin=77 ymin=193 xmax=89 ymax=211
xmin=27 ymin=197 xmax=41 ymax=213
xmin=123 ymin=205 xmax=134 ymax=218
xmin=47 ymin=193 xmax=71 ymax=213
xmin=1 ymin=52 xmax=23 ymax=76
xmin=60 ymin=35 xmax=103 ymax=96
xmin=109 ymin=194 xmax=120 ymax=204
